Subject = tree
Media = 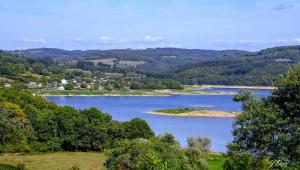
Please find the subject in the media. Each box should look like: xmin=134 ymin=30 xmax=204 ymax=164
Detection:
xmin=225 ymin=64 xmax=300 ymax=169
xmin=64 ymin=83 xmax=74 ymax=90
xmin=123 ymin=118 xmax=154 ymax=139
xmin=187 ymin=137 xmax=211 ymax=152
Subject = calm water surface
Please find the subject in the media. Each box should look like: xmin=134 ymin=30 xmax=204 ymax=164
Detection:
xmin=47 ymin=88 xmax=271 ymax=152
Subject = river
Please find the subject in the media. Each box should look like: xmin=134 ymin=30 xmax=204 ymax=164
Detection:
xmin=47 ymin=88 xmax=271 ymax=152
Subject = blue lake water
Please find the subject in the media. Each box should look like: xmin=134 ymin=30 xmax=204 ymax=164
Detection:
xmin=47 ymin=89 xmax=271 ymax=152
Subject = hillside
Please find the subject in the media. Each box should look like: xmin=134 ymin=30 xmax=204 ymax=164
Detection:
xmin=175 ymin=46 xmax=300 ymax=86
xmin=5 ymin=45 xmax=300 ymax=86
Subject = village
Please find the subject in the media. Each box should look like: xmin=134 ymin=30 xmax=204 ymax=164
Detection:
xmin=26 ymin=77 xmax=112 ymax=91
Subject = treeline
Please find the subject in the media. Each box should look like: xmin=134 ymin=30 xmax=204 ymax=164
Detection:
xmin=130 ymin=78 xmax=183 ymax=90
xmin=0 ymin=87 xmax=154 ymax=152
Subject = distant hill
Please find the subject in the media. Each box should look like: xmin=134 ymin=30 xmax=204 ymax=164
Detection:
xmin=10 ymin=47 xmax=249 ymax=74
xmin=11 ymin=47 xmax=249 ymax=61
xmin=5 ymin=45 xmax=300 ymax=86
xmin=175 ymin=46 xmax=300 ymax=86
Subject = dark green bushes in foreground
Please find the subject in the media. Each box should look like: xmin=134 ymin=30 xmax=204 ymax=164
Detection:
xmin=0 ymin=88 xmax=154 ymax=153
xmin=104 ymin=134 xmax=210 ymax=170
xmin=224 ymin=64 xmax=300 ymax=169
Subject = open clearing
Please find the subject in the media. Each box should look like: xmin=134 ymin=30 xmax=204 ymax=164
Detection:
xmin=0 ymin=152 xmax=105 ymax=170
xmin=118 ymin=60 xmax=146 ymax=67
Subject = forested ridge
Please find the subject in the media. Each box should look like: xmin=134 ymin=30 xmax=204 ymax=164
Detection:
xmin=8 ymin=45 xmax=300 ymax=86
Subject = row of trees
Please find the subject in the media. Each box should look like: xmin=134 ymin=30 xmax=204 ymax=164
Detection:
xmin=0 ymin=88 xmax=154 ymax=153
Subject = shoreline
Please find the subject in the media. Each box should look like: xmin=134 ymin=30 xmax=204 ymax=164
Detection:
xmin=198 ymin=85 xmax=275 ymax=90
xmin=147 ymin=110 xmax=238 ymax=118
xmin=41 ymin=92 xmax=236 ymax=97
xmin=35 ymin=84 xmax=273 ymax=97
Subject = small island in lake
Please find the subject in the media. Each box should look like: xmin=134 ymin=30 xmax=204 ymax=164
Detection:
xmin=147 ymin=108 xmax=238 ymax=118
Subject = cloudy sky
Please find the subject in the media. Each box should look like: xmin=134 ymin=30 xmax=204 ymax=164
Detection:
xmin=0 ymin=0 xmax=300 ymax=51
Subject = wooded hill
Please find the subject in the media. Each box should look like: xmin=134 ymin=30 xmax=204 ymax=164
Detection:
xmin=7 ymin=45 xmax=300 ymax=86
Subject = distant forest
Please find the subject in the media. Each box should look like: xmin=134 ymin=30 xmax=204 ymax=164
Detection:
xmin=4 ymin=45 xmax=300 ymax=86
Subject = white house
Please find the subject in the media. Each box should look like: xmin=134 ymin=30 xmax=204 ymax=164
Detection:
xmin=4 ymin=83 xmax=11 ymax=88
xmin=58 ymin=86 xmax=65 ymax=90
xmin=61 ymin=79 xmax=67 ymax=85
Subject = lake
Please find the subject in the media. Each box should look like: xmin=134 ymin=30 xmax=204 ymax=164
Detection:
xmin=47 ymin=88 xmax=271 ymax=152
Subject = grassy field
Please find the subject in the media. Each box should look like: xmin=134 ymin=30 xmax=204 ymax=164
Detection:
xmin=0 ymin=152 xmax=224 ymax=170
xmin=0 ymin=152 xmax=106 ymax=170
xmin=207 ymin=153 xmax=225 ymax=170
xmin=154 ymin=108 xmax=194 ymax=114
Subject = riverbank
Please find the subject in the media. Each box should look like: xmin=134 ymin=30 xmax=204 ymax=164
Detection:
xmin=198 ymin=85 xmax=275 ymax=90
xmin=147 ymin=108 xmax=238 ymax=118
xmin=33 ymin=87 xmax=237 ymax=96
xmin=32 ymin=84 xmax=273 ymax=96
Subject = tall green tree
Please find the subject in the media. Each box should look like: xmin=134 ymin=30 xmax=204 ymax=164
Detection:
xmin=225 ymin=64 xmax=300 ymax=169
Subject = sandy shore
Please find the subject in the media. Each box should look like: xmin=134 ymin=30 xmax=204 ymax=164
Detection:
xmin=42 ymin=94 xmax=169 ymax=97
xmin=199 ymin=85 xmax=275 ymax=90
xmin=147 ymin=110 xmax=238 ymax=118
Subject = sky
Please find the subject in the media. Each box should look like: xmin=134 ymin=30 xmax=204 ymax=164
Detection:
xmin=0 ymin=0 xmax=300 ymax=51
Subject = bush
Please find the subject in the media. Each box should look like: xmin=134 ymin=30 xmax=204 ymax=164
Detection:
xmin=104 ymin=134 xmax=209 ymax=170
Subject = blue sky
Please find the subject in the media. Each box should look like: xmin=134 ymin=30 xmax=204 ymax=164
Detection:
xmin=0 ymin=0 xmax=300 ymax=51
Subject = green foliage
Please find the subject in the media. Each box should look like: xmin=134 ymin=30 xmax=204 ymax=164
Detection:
xmin=177 ymin=46 xmax=300 ymax=86
xmin=0 ymin=88 xmax=154 ymax=153
xmin=3 ymin=46 xmax=300 ymax=87
xmin=225 ymin=64 xmax=300 ymax=169
xmin=129 ymin=78 xmax=183 ymax=90
xmin=0 ymin=51 xmax=62 ymax=82
xmin=64 ymin=83 xmax=74 ymax=90
xmin=104 ymin=134 xmax=209 ymax=170
xmin=123 ymin=118 xmax=155 ymax=139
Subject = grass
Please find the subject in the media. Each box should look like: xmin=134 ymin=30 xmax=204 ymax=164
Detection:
xmin=0 ymin=152 xmax=224 ymax=170
xmin=154 ymin=108 xmax=194 ymax=114
xmin=0 ymin=152 xmax=106 ymax=170
xmin=207 ymin=153 xmax=225 ymax=170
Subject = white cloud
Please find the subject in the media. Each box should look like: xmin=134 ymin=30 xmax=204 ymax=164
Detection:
xmin=74 ymin=37 xmax=83 ymax=41
xmin=143 ymin=35 xmax=164 ymax=43
xmin=96 ymin=35 xmax=165 ymax=44
xmin=98 ymin=36 xmax=113 ymax=41
xmin=294 ymin=38 xmax=300 ymax=43
xmin=97 ymin=36 xmax=114 ymax=44
xmin=22 ymin=38 xmax=47 ymax=44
